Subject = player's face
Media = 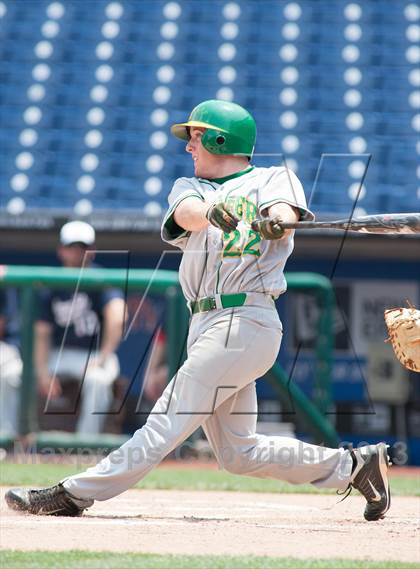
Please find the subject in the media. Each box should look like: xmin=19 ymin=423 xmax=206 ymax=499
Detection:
xmin=57 ymin=244 xmax=91 ymax=267
xmin=186 ymin=127 xmax=220 ymax=178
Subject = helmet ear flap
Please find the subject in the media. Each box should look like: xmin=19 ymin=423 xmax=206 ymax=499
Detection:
xmin=201 ymin=129 xmax=228 ymax=154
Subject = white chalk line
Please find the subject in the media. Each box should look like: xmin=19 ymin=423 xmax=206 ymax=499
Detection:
xmin=2 ymin=516 xmax=418 ymax=530
xmin=0 ymin=518 xmax=356 ymax=531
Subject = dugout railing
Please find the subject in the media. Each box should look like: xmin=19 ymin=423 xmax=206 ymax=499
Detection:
xmin=0 ymin=265 xmax=339 ymax=450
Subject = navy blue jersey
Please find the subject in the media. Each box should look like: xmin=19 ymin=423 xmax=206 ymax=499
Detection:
xmin=0 ymin=288 xmax=6 ymax=340
xmin=0 ymin=288 xmax=21 ymax=347
xmin=37 ymin=284 xmax=123 ymax=350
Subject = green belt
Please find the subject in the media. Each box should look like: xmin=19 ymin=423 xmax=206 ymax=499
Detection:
xmin=190 ymin=293 xmax=247 ymax=314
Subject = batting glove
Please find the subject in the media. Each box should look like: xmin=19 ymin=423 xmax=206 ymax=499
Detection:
xmin=251 ymin=216 xmax=285 ymax=240
xmin=206 ymin=201 xmax=240 ymax=233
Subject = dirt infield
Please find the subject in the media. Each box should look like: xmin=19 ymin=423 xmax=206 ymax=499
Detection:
xmin=1 ymin=488 xmax=419 ymax=563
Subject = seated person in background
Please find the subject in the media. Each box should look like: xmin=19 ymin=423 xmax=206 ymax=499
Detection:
xmin=0 ymin=288 xmax=22 ymax=436
xmin=34 ymin=221 xmax=126 ymax=435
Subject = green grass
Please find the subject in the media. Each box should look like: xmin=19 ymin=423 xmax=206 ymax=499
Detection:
xmin=0 ymin=551 xmax=418 ymax=569
xmin=1 ymin=461 xmax=419 ymax=496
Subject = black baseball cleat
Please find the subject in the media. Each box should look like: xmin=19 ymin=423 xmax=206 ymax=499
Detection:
xmin=5 ymin=483 xmax=93 ymax=517
xmin=349 ymin=442 xmax=391 ymax=521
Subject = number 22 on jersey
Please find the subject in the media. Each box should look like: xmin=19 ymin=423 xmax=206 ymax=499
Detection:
xmin=222 ymin=226 xmax=261 ymax=257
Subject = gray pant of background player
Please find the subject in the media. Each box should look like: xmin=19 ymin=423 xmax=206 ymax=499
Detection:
xmin=0 ymin=341 xmax=22 ymax=436
xmin=48 ymin=349 xmax=119 ymax=435
xmin=63 ymin=296 xmax=353 ymax=501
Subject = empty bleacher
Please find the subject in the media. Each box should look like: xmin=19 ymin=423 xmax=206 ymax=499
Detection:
xmin=0 ymin=0 xmax=419 ymax=219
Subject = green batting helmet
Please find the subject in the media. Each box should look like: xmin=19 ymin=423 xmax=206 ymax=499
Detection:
xmin=171 ymin=100 xmax=256 ymax=158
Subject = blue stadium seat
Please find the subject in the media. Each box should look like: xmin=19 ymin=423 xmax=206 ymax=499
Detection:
xmin=0 ymin=0 xmax=418 ymax=217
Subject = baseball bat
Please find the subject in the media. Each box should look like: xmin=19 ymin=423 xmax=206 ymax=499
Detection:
xmin=277 ymin=213 xmax=420 ymax=235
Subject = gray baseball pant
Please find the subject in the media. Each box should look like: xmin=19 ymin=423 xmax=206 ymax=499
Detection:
xmin=63 ymin=302 xmax=352 ymax=501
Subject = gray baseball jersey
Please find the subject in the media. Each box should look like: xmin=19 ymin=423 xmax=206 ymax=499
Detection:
xmin=161 ymin=166 xmax=314 ymax=301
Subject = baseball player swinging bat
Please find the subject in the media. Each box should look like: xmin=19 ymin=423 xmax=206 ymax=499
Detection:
xmin=253 ymin=213 xmax=420 ymax=235
xmin=5 ymin=99 xmax=392 ymax=523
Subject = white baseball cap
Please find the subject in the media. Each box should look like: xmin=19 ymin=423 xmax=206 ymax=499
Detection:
xmin=59 ymin=221 xmax=96 ymax=246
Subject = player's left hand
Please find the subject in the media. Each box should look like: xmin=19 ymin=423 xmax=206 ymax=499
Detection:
xmin=251 ymin=216 xmax=285 ymax=240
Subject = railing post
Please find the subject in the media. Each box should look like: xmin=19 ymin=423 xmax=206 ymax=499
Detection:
xmin=19 ymin=286 xmax=38 ymax=435
xmin=314 ymin=286 xmax=334 ymax=415
xmin=165 ymin=286 xmax=189 ymax=380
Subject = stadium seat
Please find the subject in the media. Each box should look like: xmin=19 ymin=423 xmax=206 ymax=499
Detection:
xmin=0 ymin=0 xmax=418 ymax=217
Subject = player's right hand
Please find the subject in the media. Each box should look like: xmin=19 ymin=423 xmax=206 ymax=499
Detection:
xmin=206 ymin=201 xmax=240 ymax=233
